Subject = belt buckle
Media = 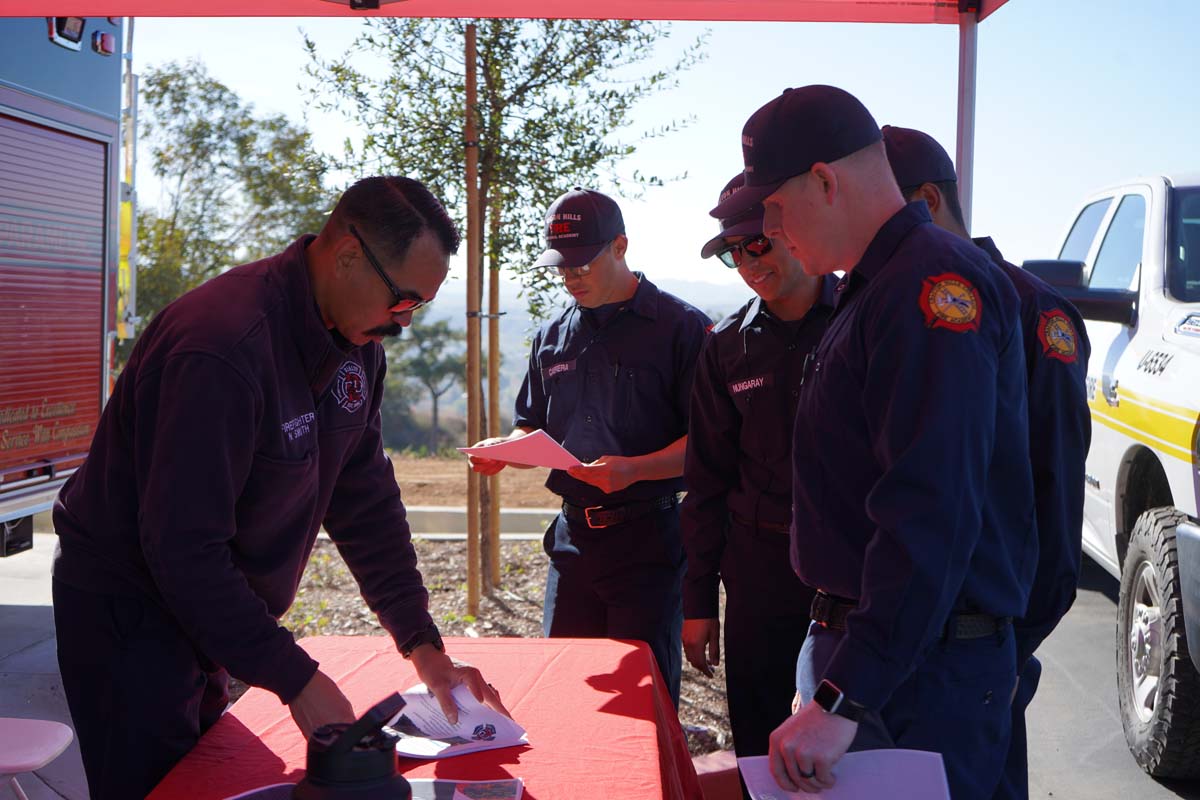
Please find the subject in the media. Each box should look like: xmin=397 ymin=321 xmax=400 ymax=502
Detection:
xmin=584 ymin=505 xmax=607 ymax=529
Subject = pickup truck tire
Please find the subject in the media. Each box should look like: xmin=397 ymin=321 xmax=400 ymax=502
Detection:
xmin=1117 ymin=506 xmax=1200 ymax=777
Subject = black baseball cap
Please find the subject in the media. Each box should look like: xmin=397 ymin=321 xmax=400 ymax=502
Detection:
xmin=700 ymin=173 xmax=764 ymax=259
xmin=882 ymin=125 xmax=958 ymax=191
xmin=710 ymin=85 xmax=882 ymax=219
xmin=533 ymin=187 xmax=625 ymax=269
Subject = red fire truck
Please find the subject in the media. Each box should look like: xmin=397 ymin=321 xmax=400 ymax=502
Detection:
xmin=0 ymin=17 xmax=136 ymax=555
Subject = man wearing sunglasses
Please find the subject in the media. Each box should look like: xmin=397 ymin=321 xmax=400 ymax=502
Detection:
xmin=681 ymin=172 xmax=834 ymax=797
xmin=713 ymin=86 xmax=1036 ymax=800
xmin=51 ymin=176 xmax=507 ymax=799
xmin=883 ymin=124 xmax=1091 ymax=800
xmin=467 ymin=187 xmax=710 ymax=706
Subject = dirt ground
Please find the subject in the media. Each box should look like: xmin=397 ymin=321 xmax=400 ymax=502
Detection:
xmin=273 ymin=454 xmax=732 ymax=756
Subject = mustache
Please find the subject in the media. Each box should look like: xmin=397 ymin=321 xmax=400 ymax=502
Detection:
xmin=365 ymin=322 xmax=404 ymax=338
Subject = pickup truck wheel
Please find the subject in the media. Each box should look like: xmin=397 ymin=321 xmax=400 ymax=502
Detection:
xmin=1117 ymin=506 xmax=1200 ymax=777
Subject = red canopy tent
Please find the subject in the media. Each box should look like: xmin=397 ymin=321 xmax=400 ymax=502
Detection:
xmin=11 ymin=0 xmax=1010 ymax=224
xmin=4 ymin=0 xmax=1012 ymax=608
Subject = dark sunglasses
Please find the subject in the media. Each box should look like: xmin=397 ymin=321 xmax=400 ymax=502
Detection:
xmin=715 ymin=234 xmax=773 ymax=269
xmin=348 ymin=224 xmax=432 ymax=314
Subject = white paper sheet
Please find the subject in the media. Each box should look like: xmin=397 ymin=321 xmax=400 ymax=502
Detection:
xmin=223 ymin=778 xmax=523 ymax=800
xmin=457 ymin=429 xmax=582 ymax=470
xmin=387 ymin=683 xmax=529 ymax=759
xmin=738 ymin=750 xmax=950 ymax=800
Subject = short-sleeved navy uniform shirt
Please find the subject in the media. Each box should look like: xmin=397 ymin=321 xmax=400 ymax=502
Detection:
xmin=514 ymin=273 xmax=710 ymax=508
xmin=680 ymin=279 xmax=835 ymax=618
xmin=790 ymin=202 xmax=1037 ymax=711
xmin=975 ymin=236 xmax=1092 ymax=667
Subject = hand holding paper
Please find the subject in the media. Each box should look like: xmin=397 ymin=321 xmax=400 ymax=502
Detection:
xmin=738 ymin=750 xmax=950 ymax=800
xmin=461 ymin=429 xmax=582 ymax=471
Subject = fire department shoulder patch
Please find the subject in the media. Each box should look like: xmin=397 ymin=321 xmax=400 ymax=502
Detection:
xmin=333 ymin=361 xmax=367 ymax=413
xmin=919 ymin=272 xmax=981 ymax=332
xmin=1037 ymin=308 xmax=1079 ymax=363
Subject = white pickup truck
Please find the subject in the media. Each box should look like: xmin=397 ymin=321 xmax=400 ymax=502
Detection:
xmin=1025 ymin=175 xmax=1200 ymax=777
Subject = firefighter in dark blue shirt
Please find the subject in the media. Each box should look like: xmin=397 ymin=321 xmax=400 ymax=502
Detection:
xmin=682 ymin=172 xmax=832 ymax=789
xmin=712 ymin=86 xmax=1037 ymax=800
xmin=468 ymin=188 xmax=710 ymax=705
xmin=883 ymin=124 xmax=1091 ymax=800
xmin=52 ymin=177 xmax=506 ymax=799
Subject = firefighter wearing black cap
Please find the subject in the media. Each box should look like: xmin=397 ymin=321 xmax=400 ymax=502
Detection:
xmin=883 ymin=124 xmax=1091 ymax=800
xmin=712 ymin=86 xmax=1037 ymax=800
xmin=467 ymin=188 xmax=710 ymax=705
xmin=682 ymin=172 xmax=834 ymax=796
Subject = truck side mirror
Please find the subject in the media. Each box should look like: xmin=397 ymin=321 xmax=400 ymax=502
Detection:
xmin=1022 ymin=259 xmax=1086 ymax=288
xmin=1022 ymin=259 xmax=1137 ymax=327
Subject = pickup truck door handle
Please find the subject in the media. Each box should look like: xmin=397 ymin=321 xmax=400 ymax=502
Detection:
xmin=1102 ymin=376 xmax=1120 ymax=407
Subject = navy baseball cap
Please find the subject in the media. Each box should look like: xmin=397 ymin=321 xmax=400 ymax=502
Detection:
xmin=882 ymin=125 xmax=958 ymax=191
xmin=533 ymin=187 xmax=625 ymax=269
xmin=710 ymin=85 xmax=882 ymax=219
xmin=700 ymin=173 xmax=764 ymax=259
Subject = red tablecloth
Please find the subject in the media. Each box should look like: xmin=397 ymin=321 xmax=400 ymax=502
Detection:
xmin=149 ymin=636 xmax=703 ymax=800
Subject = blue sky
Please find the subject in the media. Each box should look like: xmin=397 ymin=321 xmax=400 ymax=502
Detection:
xmin=132 ymin=1 xmax=1200 ymax=290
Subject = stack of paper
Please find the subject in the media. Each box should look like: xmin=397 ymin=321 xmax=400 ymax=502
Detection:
xmin=457 ymin=429 xmax=581 ymax=470
xmin=738 ymin=750 xmax=950 ymax=799
xmin=388 ymin=683 xmax=529 ymax=759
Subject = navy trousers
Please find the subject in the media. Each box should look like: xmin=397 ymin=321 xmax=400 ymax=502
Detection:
xmin=543 ymin=507 xmax=685 ymax=705
xmin=796 ymin=621 xmax=1017 ymax=800
xmin=994 ymin=655 xmax=1041 ymax=800
xmin=723 ymin=520 xmax=814 ymax=799
xmin=720 ymin=525 xmax=816 ymax=800
xmin=53 ymin=579 xmax=229 ymax=800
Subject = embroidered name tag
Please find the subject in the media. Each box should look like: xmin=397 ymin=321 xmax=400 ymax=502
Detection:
xmin=281 ymin=412 xmax=316 ymax=442
xmin=729 ymin=374 xmax=774 ymax=394
xmin=542 ymin=359 xmax=577 ymax=380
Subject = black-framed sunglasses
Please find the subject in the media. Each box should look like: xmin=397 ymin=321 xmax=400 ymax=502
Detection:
xmin=348 ymin=224 xmax=432 ymax=314
xmin=715 ymin=234 xmax=773 ymax=269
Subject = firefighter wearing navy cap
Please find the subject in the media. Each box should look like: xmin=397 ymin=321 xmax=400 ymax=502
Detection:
xmin=883 ymin=124 xmax=1091 ymax=800
xmin=712 ymin=86 xmax=1037 ymax=800
xmin=467 ymin=188 xmax=710 ymax=705
xmin=681 ymin=172 xmax=833 ymax=793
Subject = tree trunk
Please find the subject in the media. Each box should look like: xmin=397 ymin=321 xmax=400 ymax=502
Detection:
xmin=430 ymin=392 xmax=440 ymax=453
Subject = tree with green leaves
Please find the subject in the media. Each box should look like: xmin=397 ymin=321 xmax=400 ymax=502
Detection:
xmin=303 ymin=19 xmax=706 ymax=320
xmin=389 ymin=314 xmax=467 ymax=453
xmin=133 ymin=59 xmax=334 ymax=333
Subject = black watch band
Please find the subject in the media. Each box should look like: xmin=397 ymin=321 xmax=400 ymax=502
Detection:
xmin=400 ymin=623 xmax=445 ymax=659
xmin=813 ymin=679 xmax=865 ymax=722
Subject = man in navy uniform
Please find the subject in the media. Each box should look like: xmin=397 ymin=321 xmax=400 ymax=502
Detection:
xmin=712 ymin=86 xmax=1037 ymax=800
xmin=468 ymin=188 xmax=710 ymax=705
xmin=52 ymin=177 xmax=505 ymax=799
xmin=681 ymin=172 xmax=832 ymax=792
xmin=883 ymin=124 xmax=1091 ymax=799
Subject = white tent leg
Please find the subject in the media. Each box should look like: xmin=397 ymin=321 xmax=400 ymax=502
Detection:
xmin=956 ymin=8 xmax=978 ymax=234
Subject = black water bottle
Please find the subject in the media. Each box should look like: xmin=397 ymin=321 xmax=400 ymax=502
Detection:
xmin=292 ymin=692 xmax=412 ymax=799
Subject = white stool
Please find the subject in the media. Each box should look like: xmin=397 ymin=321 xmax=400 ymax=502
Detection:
xmin=0 ymin=718 xmax=74 ymax=800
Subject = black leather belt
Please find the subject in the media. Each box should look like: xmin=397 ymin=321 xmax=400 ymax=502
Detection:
xmin=730 ymin=513 xmax=791 ymax=534
xmin=811 ymin=590 xmax=1010 ymax=641
xmin=562 ymin=494 xmax=678 ymax=529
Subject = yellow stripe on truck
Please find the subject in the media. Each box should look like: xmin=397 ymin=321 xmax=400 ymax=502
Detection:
xmin=1087 ymin=389 xmax=1199 ymax=463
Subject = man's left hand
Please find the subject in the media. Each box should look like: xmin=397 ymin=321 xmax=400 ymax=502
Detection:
xmin=409 ymin=644 xmax=511 ymax=724
xmin=566 ymin=455 xmax=640 ymax=494
xmin=768 ymin=700 xmax=858 ymax=794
